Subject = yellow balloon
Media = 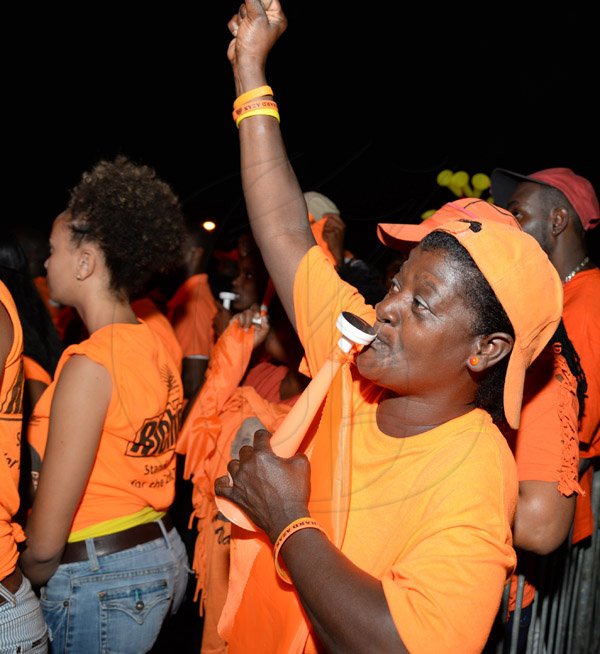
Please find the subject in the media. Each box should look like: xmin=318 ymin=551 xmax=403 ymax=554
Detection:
xmin=436 ymin=170 xmax=454 ymax=187
xmin=472 ymin=173 xmax=491 ymax=191
xmin=448 ymin=170 xmax=470 ymax=197
xmin=469 ymin=173 xmax=491 ymax=197
xmin=452 ymin=171 xmax=469 ymax=188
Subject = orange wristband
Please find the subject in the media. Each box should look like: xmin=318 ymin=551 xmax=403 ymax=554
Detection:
xmin=232 ymin=99 xmax=279 ymax=122
xmin=233 ymin=85 xmax=274 ymax=109
xmin=273 ymin=517 xmax=327 ymax=584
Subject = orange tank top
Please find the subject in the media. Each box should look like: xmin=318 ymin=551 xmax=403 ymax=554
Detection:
xmin=27 ymin=320 xmax=183 ymax=534
xmin=0 ymin=280 xmax=25 ymax=578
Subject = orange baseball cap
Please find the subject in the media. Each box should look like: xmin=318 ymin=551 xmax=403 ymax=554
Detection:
xmin=432 ymin=218 xmax=562 ymax=429
xmin=377 ymin=198 xmax=520 ymax=251
xmin=377 ymin=198 xmax=560 ymax=428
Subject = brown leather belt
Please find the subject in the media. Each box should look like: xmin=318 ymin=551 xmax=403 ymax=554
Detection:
xmin=0 ymin=567 xmax=23 ymax=605
xmin=61 ymin=514 xmax=173 ymax=565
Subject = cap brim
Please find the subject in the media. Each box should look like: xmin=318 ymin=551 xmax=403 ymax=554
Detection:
xmin=503 ymin=346 xmax=528 ymax=430
xmin=377 ymin=221 xmax=439 ymax=251
xmin=378 ymin=199 xmax=521 ymax=251
xmin=491 ymin=169 xmax=552 ymax=208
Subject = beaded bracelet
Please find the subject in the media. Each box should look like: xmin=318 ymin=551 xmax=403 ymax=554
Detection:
xmin=273 ymin=517 xmax=327 ymax=584
xmin=233 ymin=85 xmax=274 ymax=110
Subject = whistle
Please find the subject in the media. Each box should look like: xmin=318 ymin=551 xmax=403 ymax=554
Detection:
xmin=219 ymin=291 xmax=239 ymax=310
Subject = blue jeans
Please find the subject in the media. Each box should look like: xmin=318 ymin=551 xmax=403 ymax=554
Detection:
xmin=0 ymin=572 xmax=48 ymax=653
xmin=40 ymin=523 xmax=190 ymax=653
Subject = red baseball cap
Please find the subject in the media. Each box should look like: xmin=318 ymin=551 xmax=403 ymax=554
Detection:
xmin=491 ymin=167 xmax=600 ymax=231
xmin=377 ymin=198 xmax=520 ymax=251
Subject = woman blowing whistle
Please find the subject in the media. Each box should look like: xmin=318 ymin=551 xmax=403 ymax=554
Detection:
xmin=214 ymin=2 xmax=563 ymax=652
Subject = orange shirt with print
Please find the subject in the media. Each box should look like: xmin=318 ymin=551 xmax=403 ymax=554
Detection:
xmin=27 ymin=321 xmax=183 ymax=533
xmin=167 ymin=274 xmax=218 ymax=360
xmin=0 ymin=281 xmax=25 ymax=579
xmin=219 ymin=247 xmax=518 ymax=654
xmin=562 ymin=269 xmax=600 ymax=543
xmin=133 ymin=297 xmax=183 ymax=373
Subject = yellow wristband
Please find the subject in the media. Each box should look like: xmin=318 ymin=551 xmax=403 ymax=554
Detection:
xmin=236 ymin=108 xmax=280 ymax=129
xmin=232 ymin=99 xmax=278 ymax=121
xmin=233 ymin=85 xmax=274 ymax=109
xmin=273 ymin=517 xmax=327 ymax=584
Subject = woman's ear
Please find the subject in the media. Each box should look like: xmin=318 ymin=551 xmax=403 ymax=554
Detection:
xmin=467 ymin=332 xmax=514 ymax=371
xmin=75 ymin=249 xmax=96 ymax=281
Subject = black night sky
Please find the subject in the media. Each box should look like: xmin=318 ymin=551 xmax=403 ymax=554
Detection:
xmin=9 ymin=2 xmax=598 ymax=261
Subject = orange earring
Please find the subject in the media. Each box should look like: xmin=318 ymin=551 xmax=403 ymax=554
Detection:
xmin=469 ymin=356 xmax=479 ymax=366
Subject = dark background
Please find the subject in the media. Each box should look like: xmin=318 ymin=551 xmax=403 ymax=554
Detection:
xmin=9 ymin=2 xmax=599 ymax=262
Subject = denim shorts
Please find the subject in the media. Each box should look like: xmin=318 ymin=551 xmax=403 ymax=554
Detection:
xmin=0 ymin=574 xmax=48 ymax=653
xmin=40 ymin=522 xmax=190 ymax=653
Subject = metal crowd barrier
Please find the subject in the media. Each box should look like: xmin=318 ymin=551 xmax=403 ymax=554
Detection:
xmin=488 ymin=465 xmax=599 ymax=654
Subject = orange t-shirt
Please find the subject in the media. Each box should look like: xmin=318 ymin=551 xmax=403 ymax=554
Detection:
xmin=562 ymin=268 xmax=600 ymax=543
xmin=0 ymin=280 xmax=25 ymax=579
xmin=167 ymin=273 xmax=218 ymax=360
xmin=132 ymin=297 xmax=183 ymax=373
xmin=509 ymin=344 xmax=580 ymax=493
xmin=505 ymin=342 xmax=582 ymax=610
xmin=242 ymin=360 xmax=296 ymax=405
xmin=27 ymin=321 xmax=183 ymax=533
xmin=220 ymin=247 xmax=518 ymax=654
xmin=563 ymin=269 xmax=600 ymax=452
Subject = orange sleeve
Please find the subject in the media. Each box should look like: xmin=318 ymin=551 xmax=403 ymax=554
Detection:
xmin=242 ymin=360 xmax=289 ymax=404
xmin=176 ymin=319 xmax=255 ymax=473
xmin=293 ymin=246 xmax=376 ymax=378
xmin=562 ymin=270 xmax=600 ymax=452
xmin=510 ymin=344 xmax=582 ymax=496
xmin=558 ymin=271 xmax=600 ymax=543
xmin=168 ymin=275 xmax=218 ymax=360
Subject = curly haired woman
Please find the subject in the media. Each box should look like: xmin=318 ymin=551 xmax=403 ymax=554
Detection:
xmin=20 ymin=156 xmax=190 ymax=653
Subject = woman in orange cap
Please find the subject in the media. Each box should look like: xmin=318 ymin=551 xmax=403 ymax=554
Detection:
xmin=214 ymin=2 xmax=564 ymax=653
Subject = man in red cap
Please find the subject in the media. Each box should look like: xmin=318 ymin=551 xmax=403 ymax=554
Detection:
xmin=491 ymin=167 xmax=600 ymax=547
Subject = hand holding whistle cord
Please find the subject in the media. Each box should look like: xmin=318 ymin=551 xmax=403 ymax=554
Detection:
xmin=214 ymin=429 xmax=310 ymax=543
xmin=214 ymin=311 xmax=375 ymax=531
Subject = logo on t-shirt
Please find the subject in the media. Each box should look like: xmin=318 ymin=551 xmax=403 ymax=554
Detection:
xmin=0 ymin=363 xmax=23 ymax=417
xmin=126 ymin=368 xmax=182 ymax=457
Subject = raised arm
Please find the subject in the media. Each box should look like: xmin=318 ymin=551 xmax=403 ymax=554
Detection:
xmin=228 ymin=0 xmax=315 ymax=327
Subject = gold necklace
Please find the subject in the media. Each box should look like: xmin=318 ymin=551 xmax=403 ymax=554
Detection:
xmin=563 ymin=256 xmax=589 ymax=283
